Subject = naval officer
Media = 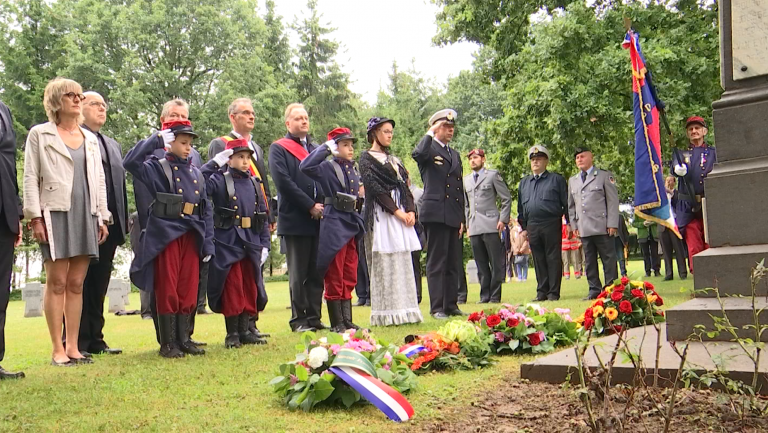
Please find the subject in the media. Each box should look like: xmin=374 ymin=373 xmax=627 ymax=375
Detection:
xmin=412 ymin=109 xmax=466 ymax=319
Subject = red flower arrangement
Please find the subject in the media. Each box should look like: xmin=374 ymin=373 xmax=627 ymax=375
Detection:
xmin=486 ymin=314 xmax=502 ymax=327
xmin=575 ymin=279 xmax=665 ymax=336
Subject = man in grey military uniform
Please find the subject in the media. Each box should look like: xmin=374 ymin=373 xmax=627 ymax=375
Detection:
xmin=463 ymin=148 xmax=511 ymax=303
xmin=567 ymin=147 xmax=619 ymax=300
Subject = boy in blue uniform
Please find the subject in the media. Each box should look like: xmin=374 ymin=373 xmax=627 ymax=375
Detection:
xmin=124 ymin=120 xmax=214 ymax=358
xmin=203 ymin=139 xmax=270 ymax=348
xmin=300 ymin=128 xmax=365 ymax=332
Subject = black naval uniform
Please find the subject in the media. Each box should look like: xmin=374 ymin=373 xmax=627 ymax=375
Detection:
xmin=412 ymin=133 xmax=465 ymax=316
xmin=517 ymin=170 xmax=569 ymax=301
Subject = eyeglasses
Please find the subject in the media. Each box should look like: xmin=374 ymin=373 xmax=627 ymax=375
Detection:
xmin=235 ymin=110 xmax=255 ymax=117
xmin=63 ymin=92 xmax=86 ymax=102
xmin=87 ymin=101 xmax=109 ymax=110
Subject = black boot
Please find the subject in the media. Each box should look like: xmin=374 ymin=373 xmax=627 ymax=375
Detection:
xmin=177 ymin=314 xmax=205 ymax=355
xmin=248 ymin=315 xmax=270 ymax=338
xmin=326 ymin=300 xmax=346 ymax=333
xmin=224 ymin=316 xmax=241 ymax=349
xmin=158 ymin=315 xmax=184 ymax=358
xmin=238 ymin=313 xmax=266 ymax=345
xmin=341 ymin=299 xmax=360 ymax=330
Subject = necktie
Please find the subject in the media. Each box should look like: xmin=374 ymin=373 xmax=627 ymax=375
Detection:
xmin=581 ymin=171 xmax=587 ymax=182
xmin=534 ymin=174 xmax=539 ymax=181
xmin=473 ymin=173 xmax=479 ymax=183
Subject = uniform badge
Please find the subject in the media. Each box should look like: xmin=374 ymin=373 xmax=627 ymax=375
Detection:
xmin=446 ymin=112 xmax=454 ymax=121
xmin=435 ymin=156 xmax=443 ymax=161
xmin=435 ymin=161 xmax=444 ymax=165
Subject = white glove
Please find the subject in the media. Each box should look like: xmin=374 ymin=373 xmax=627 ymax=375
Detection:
xmin=203 ymin=255 xmax=211 ymax=263
xmin=325 ymin=139 xmax=339 ymax=156
xmin=260 ymin=248 xmax=269 ymax=266
xmin=212 ymin=149 xmax=234 ymax=167
xmin=674 ymin=164 xmax=688 ymax=177
xmin=159 ymin=129 xmax=175 ymax=149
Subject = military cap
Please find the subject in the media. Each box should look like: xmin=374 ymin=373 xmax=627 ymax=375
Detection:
xmin=428 ymin=109 xmax=457 ymax=127
xmin=467 ymin=148 xmax=485 ymax=158
xmin=528 ymin=145 xmax=550 ymax=159
xmin=327 ymin=127 xmax=357 ymax=143
xmin=574 ymin=147 xmax=591 ymax=157
xmin=685 ymin=116 xmax=706 ymax=128
xmin=225 ymin=138 xmax=253 ymax=155
xmin=161 ymin=120 xmax=198 ymax=138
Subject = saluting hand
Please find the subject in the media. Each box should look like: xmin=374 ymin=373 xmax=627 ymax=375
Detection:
xmin=428 ymin=120 xmax=445 ymax=135
xmin=159 ymin=129 xmax=175 ymax=150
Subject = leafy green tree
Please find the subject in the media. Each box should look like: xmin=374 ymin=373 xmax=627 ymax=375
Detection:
xmin=292 ymin=0 xmax=359 ymax=138
xmin=263 ymin=0 xmax=294 ymax=84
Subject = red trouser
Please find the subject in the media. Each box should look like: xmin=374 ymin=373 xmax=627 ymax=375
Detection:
xmin=324 ymin=238 xmax=358 ymax=301
xmin=683 ymin=217 xmax=708 ymax=273
xmin=221 ymin=258 xmax=258 ymax=317
xmin=153 ymin=232 xmax=199 ymax=315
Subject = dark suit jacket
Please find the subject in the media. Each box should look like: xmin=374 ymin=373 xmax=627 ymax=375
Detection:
xmin=0 ymin=101 xmax=22 ymax=234
xmin=268 ymin=133 xmax=321 ymax=237
xmin=412 ymin=134 xmax=465 ymax=228
xmin=208 ymin=132 xmax=274 ymax=223
xmin=82 ymin=125 xmax=128 ymax=244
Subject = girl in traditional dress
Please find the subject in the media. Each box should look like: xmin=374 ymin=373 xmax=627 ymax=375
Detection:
xmin=358 ymin=117 xmax=423 ymax=326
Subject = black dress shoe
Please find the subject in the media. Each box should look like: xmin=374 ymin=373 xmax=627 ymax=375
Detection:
xmin=431 ymin=312 xmax=449 ymax=320
xmin=664 ymin=275 xmax=673 ymax=281
xmin=365 ymin=301 xmax=371 ymax=307
xmin=476 ymin=300 xmax=490 ymax=304
xmin=446 ymin=309 xmax=468 ymax=316
xmin=582 ymin=295 xmax=598 ymax=301
xmin=489 ymin=299 xmax=501 ymax=304
xmin=354 ymin=299 xmax=368 ymax=307
xmin=680 ymin=275 xmax=688 ymax=280
xmin=293 ymin=325 xmax=317 ymax=333
xmin=0 ymin=366 xmax=25 ymax=379
xmin=654 ymin=271 xmax=661 ymax=277
xmin=645 ymin=272 xmax=651 ymax=277
xmin=102 ymin=348 xmax=123 ymax=355
xmin=309 ymin=322 xmax=328 ymax=330
xmin=531 ymin=297 xmax=547 ymax=302
xmin=547 ymin=297 xmax=560 ymax=301
xmin=79 ymin=351 xmax=93 ymax=358
xmin=188 ymin=338 xmax=207 ymax=347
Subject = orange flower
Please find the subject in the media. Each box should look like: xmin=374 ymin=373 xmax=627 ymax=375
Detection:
xmin=605 ymin=307 xmax=618 ymax=321
xmin=447 ymin=342 xmax=460 ymax=354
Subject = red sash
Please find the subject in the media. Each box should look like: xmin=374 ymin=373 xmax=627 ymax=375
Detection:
xmin=275 ymin=137 xmax=309 ymax=161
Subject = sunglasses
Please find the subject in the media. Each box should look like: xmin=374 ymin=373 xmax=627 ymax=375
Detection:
xmin=63 ymin=92 xmax=86 ymax=102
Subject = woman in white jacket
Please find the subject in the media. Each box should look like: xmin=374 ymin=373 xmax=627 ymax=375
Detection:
xmin=23 ymin=77 xmax=110 ymax=367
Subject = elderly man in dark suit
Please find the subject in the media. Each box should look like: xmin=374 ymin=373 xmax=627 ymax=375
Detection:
xmin=269 ymin=103 xmax=325 ymax=332
xmin=0 ymin=100 xmax=24 ymax=379
xmin=412 ymin=109 xmax=466 ymax=319
xmin=77 ymin=91 xmax=128 ymax=355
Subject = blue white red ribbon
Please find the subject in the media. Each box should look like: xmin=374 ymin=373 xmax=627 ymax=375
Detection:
xmin=398 ymin=344 xmax=426 ymax=358
xmin=329 ymin=366 xmax=415 ymax=422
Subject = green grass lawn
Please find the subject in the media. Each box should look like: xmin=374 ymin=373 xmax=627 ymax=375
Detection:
xmin=0 ymin=259 xmax=693 ymax=433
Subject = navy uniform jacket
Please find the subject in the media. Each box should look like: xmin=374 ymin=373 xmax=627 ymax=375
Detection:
xmin=299 ymin=144 xmax=365 ymax=275
xmin=0 ymin=101 xmax=23 ymax=235
xmin=123 ymin=137 xmax=214 ymax=292
xmin=268 ymin=133 xmax=322 ymax=237
xmin=517 ymin=170 xmax=569 ymax=230
xmin=132 ymin=132 xmax=203 ymax=230
xmin=201 ymin=161 xmax=269 ymax=313
xmin=412 ymin=134 xmax=465 ymax=228
xmin=672 ymin=145 xmax=716 ymax=227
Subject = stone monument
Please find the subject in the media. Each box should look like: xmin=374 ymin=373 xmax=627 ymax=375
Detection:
xmin=107 ymin=278 xmax=131 ymax=313
xmin=466 ymin=260 xmax=479 ymax=284
xmin=22 ymin=282 xmax=43 ymax=318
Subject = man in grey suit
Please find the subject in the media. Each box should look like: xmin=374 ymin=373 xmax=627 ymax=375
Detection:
xmin=567 ymin=147 xmax=619 ymax=300
xmin=463 ymin=148 xmax=511 ymax=303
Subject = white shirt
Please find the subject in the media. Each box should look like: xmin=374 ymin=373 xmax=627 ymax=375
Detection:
xmin=231 ymin=130 xmax=257 ymax=162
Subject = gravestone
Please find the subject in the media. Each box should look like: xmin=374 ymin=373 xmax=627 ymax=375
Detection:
xmin=22 ymin=282 xmax=43 ymax=318
xmin=107 ymin=278 xmax=131 ymax=313
xmin=466 ymin=260 xmax=479 ymax=284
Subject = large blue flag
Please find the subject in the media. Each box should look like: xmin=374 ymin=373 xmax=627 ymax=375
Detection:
xmin=622 ymin=30 xmax=681 ymax=238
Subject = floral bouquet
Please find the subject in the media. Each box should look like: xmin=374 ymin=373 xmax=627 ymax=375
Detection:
xmin=468 ymin=304 xmax=578 ymax=354
xmin=575 ymin=277 xmax=665 ymax=336
xmin=402 ymin=320 xmax=493 ymax=373
xmin=270 ymin=329 xmax=417 ymax=411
